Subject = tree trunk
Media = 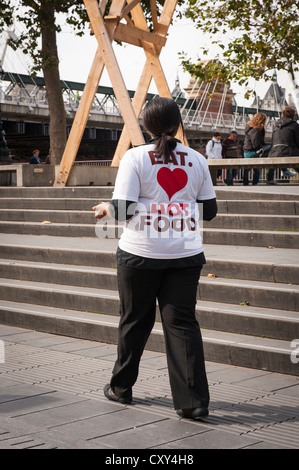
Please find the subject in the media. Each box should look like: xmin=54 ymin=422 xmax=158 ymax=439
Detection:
xmin=40 ymin=3 xmax=66 ymax=165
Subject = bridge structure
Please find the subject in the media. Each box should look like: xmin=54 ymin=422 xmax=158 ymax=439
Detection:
xmin=1 ymin=71 xmax=282 ymax=133
xmin=0 ymin=70 xmax=281 ymax=161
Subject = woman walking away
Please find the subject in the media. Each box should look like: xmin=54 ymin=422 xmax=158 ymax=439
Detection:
xmin=93 ymin=97 xmax=217 ymax=420
xmin=266 ymin=106 xmax=299 ymax=185
xmin=243 ymin=112 xmax=267 ymax=185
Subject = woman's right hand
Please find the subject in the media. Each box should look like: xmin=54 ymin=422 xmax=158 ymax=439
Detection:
xmin=92 ymin=202 xmax=111 ymax=221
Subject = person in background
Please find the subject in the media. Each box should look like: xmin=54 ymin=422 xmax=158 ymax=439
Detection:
xmin=205 ymin=131 xmax=222 ymax=181
xmin=93 ymin=97 xmax=217 ymax=421
xmin=29 ymin=149 xmax=41 ymax=164
xmin=45 ymin=154 xmax=51 ymax=164
xmin=74 ymin=91 xmax=80 ymax=109
xmin=222 ymin=130 xmax=238 ymax=186
xmin=266 ymin=106 xmax=299 ymax=185
xmin=243 ymin=113 xmax=267 ymax=185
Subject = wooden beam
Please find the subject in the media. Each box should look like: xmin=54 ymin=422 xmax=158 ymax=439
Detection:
xmin=150 ymin=0 xmax=158 ymax=31
xmin=132 ymin=0 xmax=187 ymax=146
xmin=111 ymin=0 xmax=186 ymax=166
xmin=111 ymin=60 xmax=153 ymax=166
xmin=124 ymin=14 xmax=134 ymax=26
xmin=130 ymin=3 xmax=170 ymax=95
xmin=85 ymin=0 xmax=144 ymax=147
xmin=54 ymin=53 xmax=105 ymax=186
xmin=99 ymin=0 xmax=108 ymax=13
xmin=121 ymin=0 xmax=141 ymax=18
xmin=55 ymin=0 xmax=180 ymax=183
xmin=54 ymin=0 xmax=127 ymax=187
xmin=155 ymin=0 xmax=177 ymax=37
xmin=113 ymin=22 xmax=167 ymax=48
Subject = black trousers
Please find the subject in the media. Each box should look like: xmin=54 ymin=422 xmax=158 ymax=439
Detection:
xmin=110 ymin=264 xmax=209 ymax=410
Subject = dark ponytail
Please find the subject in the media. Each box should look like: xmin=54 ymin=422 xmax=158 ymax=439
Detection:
xmin=142 ymin=97 xmax=185 ymax=160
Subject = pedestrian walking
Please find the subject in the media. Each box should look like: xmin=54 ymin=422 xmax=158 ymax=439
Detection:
xmin=74 ymin=91 xmax=80 ymax=108
xmin=266 ymin=106 xmax=299 ymax=185
xmin=205 ymin=131 xmax=223 ymax=181
xmin=93 ymin=97 xmax=217 ymax=420
xmin=243 ymin=113 xmax=267 ymax=185
xmin=222 ymin=130 xmax=238 ymax=185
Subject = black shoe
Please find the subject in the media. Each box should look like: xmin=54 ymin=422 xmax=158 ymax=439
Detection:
xmin=266 ymin=180 xmax=278 ymax=185
xmin=103 ymin=384 xmax=132 ymax=404
xmin=176 ymin=407 xmax=209 ymax=420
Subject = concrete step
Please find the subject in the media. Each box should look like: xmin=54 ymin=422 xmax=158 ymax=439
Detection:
xmin=0 ymin=278 xmax=120 ymax=316
xmin=0 ymin=299 xmax=297 ymax=376
xmin=196 ymin=300 xmax=299 ymax=341
xmin=0 ymin=221 xmax=298 ymax=248
xmin=214 ymin=187 xmax=299 ymax=201
xmin=217 ymin=199 xmax=299 ymax=215
xmin=0 ymin=221 xmax=96 ymax=237
xmin=0 ymin=197 xmax=101 ymax=211
xmin=1 ymin=209 xmax=298 ymax=231
xmin=0 ymin=187 xmax=298 ymax=377
xmin=1 ymin=259 xmax=298 ymax=311
xmin=0 ymin=186 xmax=114 ymax=199
xmin=1 ymin=185 xmax=299 ymax=201
xmin=0 ymin=237 xmax=298 ymax=284
xmin=0 ymin=209 xmax=96 ymax=224
xmin=0 ymin=197 xmax=298 ymax=216
xmin=208 ymin=214 xmax=299 ymax=231
xmin=0 ymin=275 xmax=298 ymax=337
xmin=203 ymin=227 xmax=299 ymax=249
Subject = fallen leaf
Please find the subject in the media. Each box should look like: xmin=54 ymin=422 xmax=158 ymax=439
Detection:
xmin=41 ymin=221 xmax=51 ymax=224
xmin=207 ymin=273 xmax=216 ymax=278
xmin=240 ymin=300 xmax=250 ymax=306
xmin=266 ymin=245 xmax=275 ymax=249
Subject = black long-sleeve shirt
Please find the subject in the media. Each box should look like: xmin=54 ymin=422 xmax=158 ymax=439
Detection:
xmin=109 ymin=198 xmax=217 ymax=222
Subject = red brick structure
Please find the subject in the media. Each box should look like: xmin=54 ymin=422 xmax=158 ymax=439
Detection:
xmin=184 ymin=75 xmax=236 ymax=116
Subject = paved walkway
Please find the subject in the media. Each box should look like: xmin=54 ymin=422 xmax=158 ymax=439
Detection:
xmin=0 ymin=324 xmax=298 ymax=450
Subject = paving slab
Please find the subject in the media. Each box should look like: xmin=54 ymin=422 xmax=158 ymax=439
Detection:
xmin=0 ymin=324 xmax=298 ymax=450
xmin=152 ymin=428 xmax=263 ymax=450
xmin=89 ymin=418 xmax=214 ymax=449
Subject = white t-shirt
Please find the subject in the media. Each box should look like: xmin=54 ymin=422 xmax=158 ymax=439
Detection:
xmin=205 ymin=138 xmax=222 ymax=159
xmin=112 ymin=141 xmax=216 ymax=259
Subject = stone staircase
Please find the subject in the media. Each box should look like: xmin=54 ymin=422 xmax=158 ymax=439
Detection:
xmin=0 ymin=186 xmax=298 ymax=376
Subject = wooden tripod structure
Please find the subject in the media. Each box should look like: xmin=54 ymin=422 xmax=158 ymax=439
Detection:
xmin=54 ymin=0 xmax=186 ymax=187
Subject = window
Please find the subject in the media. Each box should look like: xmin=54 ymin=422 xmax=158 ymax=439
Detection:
xmin=17 ymin=122 xmax=25 ymax=134
xmin=89 ymin=128 xmax=96 ymax=139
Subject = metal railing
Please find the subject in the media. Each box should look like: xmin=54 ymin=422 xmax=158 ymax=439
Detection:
xmin=72 ymin=160 xmax=298 ymax=184
xmin=1 ymin=82 xmax=277 ymax=132
xmin=181 ymin=109 xmax=275 ymax=132
xmin=74 ymin=160 xmax=112 ymax=166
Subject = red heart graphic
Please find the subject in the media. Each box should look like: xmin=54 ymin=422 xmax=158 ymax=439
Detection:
xmin=157 ymin=167 xmax=188 ymax=200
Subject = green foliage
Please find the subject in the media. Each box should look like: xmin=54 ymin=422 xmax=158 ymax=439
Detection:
xmin=181 ymin=0 xmax=299 ymax=97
